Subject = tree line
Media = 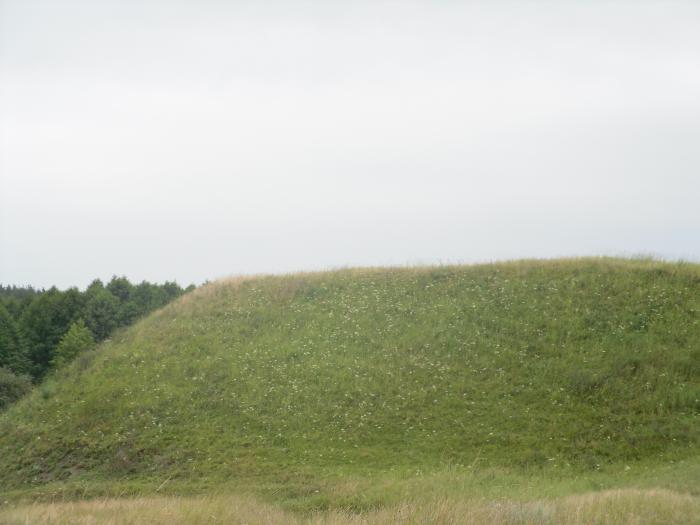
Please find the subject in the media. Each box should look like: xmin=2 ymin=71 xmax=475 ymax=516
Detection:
xmin=0 ymin=277 xmax=193 ymax=408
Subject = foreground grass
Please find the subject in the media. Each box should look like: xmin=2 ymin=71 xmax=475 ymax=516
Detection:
xmin=2 ymin=488 xmax=698 ymax=525
xmin=2 ymin=459 xmax=699 ymax=523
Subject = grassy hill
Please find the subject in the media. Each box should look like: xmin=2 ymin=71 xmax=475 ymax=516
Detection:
xmin=0 ymin=257 xmax=698 ymax=513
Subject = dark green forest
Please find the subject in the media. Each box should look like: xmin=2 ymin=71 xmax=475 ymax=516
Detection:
xmin=0 ymin=277 xmax=193 ymax=409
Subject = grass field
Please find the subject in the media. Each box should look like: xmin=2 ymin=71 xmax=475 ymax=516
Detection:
xmin=2 ymin=458 xmax=700 ymax=523
xmin=0 ymin=257 xmax=698 ymax=522
xmin=2 ymin=487 xmax=699 ymax=525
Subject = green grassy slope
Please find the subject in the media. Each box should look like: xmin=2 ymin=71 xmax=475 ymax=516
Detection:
xmin=1 ymin=258 xmax=698 ymax=495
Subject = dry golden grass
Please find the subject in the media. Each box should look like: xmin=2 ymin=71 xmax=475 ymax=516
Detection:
xmin=1 ymin=489 xmax=698 ymax=525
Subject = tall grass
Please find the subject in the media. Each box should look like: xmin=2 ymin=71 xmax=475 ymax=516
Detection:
xmin=1 ymin=488 xmax=698 ymax=525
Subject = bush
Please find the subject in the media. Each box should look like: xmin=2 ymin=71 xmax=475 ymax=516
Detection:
xmin=0 ymin=367 xmax=32 ymax=410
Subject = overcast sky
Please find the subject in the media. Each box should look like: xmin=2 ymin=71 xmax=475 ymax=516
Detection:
xmin=1 ymin=1 xmax=699 ymax=289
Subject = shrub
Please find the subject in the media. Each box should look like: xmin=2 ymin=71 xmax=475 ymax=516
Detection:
xmin=0 ymin=367 xmax=32 ymax=410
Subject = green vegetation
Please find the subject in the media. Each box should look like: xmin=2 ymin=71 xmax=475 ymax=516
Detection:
xmin=0 ymin=278 xmax=192 ymax=382
xmin=0 ymin=367 xmax=32 ymax=411
xmin=0 ymin=303 xmax=31 ymax=376
xmin=2 ymin=487 xmax=698 ymax=525
xmin=0 ymin=258 xmax=698 ymax=520
xmin=50 ymin=320 xmax=96 ymax=369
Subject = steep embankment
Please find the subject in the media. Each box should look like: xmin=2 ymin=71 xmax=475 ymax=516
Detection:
xmin=0 ymin=258 xmax=698 ymax=492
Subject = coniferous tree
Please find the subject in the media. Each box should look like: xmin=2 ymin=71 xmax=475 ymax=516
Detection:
xmin=0 ymin=303 xmax=31 ymax=376
xmin=0 ymin=285 xmax=43 ymax=320
xmin=19 ymin=288 xmax=84 ymax=379
xmin=3 ymin=277 xmax=191 ymax=380
xmin=51 ymin=319 xmax=95 ymax=369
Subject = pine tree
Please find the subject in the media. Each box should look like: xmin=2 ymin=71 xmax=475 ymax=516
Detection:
xmin=0 ymin=303 xmax=31 ymax=376
xmin=51 ymin=319 xmax=96 ymax=369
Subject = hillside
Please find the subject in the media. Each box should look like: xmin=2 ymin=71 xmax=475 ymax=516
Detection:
xmin=1 ymin=258 xmax=698 ymax=499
